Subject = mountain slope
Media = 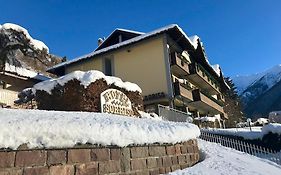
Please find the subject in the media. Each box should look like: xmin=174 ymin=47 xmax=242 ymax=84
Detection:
xmin=244 ymin=80 xmax=281 ymax=118
xmin=232 ymin=65 xmax=281 ymax=118
xmin=233 ymin=65 xmax=281 ymax=95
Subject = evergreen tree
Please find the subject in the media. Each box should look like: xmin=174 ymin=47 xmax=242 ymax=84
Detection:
xmin=224 ymin=77 xmax=245 ymax=127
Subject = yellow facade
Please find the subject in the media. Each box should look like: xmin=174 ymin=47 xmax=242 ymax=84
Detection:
xmin=66 ymin=57 xmax=103 ymax=73
xmin=66 ymin=36 xmax=169 ymax=97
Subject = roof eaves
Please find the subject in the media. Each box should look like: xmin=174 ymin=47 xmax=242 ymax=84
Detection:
xmin=48 ymin=24 xmax=191 ymax=72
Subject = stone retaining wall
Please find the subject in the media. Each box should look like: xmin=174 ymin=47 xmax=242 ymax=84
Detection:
xmin=0 ymin=139 xmax=199 ymax=175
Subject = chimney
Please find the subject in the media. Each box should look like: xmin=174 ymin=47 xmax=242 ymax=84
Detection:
xmin=98 ymin=38 xmax=104 ymax=46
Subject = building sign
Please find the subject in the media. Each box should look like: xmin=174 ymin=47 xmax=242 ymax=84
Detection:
xmin=100 ymin=89 xmax=134 ymax=116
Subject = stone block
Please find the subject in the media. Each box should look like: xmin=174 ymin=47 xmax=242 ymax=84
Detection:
xmin=171 ymin=156 xmax=178 ymax=165
xmin=149 ymin=169 xmax=159 ymax=175
xmin=147 ymin=158 xmax=157 ymax=169
xmin=178 ymin=155 xmax=186 ymax=165
xmin=171 ymin=165 xmax=181 ymax=171
xmin=165 ymin=167 xmax=171 ymax=173
xmin=68 ymin=149 xmax=91 ymax=164
xmin=15 ymin=150 xmax=46 ymax=167
xmin=120 ymin=148 xmax=131 ymax=172
xmin=99 ymin=160 xmax=120 ymax=174
xmin=0 ymin=152 xmax=15 ymax=168
xmin=49 ymin=165 xmax=74 ymax=175
xmin=24 ymin=166 xmax=49 ymax=175
xmin=130 ymin=147 xmax=148 ymax=158
xmin=130 ymin=159 xmax=146 ymax=171
xmin=180 ymin=145 xmax=188 ymax=154
xmin=47 ymin=150 xmax=66 ymax=165
xmin=162 ymin=157 xmax=172 ymax=167
xmin=0 ymin=168 xmax=23 ymax=175
xmin=174 ymin=144 xmax=181 ymax=155
xmin=75 ymin=162 xmax=98 ymax=175
xmin=166 ymin=146 xmax=176 ymax=155
xmin=110 ymin=148 xmax=121 ymax=160
xmin=156 ymin=158 xmax=162 ymax=167
xmin=159 ymin=167 xmax=165 ymax=174
xmin=91 ymin=148 xmax=109 ymax=161
xmin=148 ymin=146 xmax=166 ymax=157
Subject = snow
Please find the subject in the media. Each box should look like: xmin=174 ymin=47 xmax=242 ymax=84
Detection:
xmin=211 ymin=64 xmax=221 ymax=76
xmin=189 ymin=35 xmax=200 ymax=49
xmin=0 ymin=109 xmax=200 ymax=150
xmin=203 ymin=127 xmax=263 ymax=140
xmin=1 ymin=23 xmax=49 ymax=52
xmin=256 ymin=118 xmax=269 ymax=125
xmin=203 ymin=123 xmax=281 ymax=140
xmin=170 ymin=140 xmax=281 ymax=175
xmin=262 ymin=123 xmax=281 ymax=135
xmin=138 ymin=111 xmax=163 ymax=121
xmin=194 ymin=115 xmax=220 ymax=123
xmin=115 ymin=28 xmax=145 ymax=35
xmin=33 ymin=70 xmax=142 ymax=94
xmin=233 ymin=64 xmax=281 ymax=94
xmin=49 ymin=24 xmax=197 ymax=71
xmin=4 ymin=63 xmax=50 ymax=81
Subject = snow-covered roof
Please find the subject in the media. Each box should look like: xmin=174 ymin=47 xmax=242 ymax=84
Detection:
xmin=115 ymin=28 xmax=145 ymax=35
xmin=0 ymin=23 xmax=49 ymax=52
xmin=4 ymin=63 xmax=50 ymax=81
xmin=48 ymin=24 xmax=196 ymax=71
xmin=189 ymin=35 xmax=200 ymax=49
xmin=33 ymin=70 xmax=142 ymax=94
xmin=211 ymin=64 xmax=221 ymax=76
xmin=0 ymin=109 xmax=200 ymax=149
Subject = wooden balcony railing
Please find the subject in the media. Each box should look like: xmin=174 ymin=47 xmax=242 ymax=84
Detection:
xmin=188 ymin=63 xmax=221 ymax=94
xmin=170 ymin=52 xmax=190 ymax=77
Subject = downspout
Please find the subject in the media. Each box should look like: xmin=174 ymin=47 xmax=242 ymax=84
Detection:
xmin=162 ymin=34 xmax=174 ymax=108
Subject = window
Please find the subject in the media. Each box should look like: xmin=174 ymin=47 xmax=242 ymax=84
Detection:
xmin=104 ymin=58 xmax=113 ymax=76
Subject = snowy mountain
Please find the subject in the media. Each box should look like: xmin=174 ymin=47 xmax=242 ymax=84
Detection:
xmin=232 ymin=65 xmax=281 ymax=118
xmin=232 ymin=65 xmax=281 ymax=95
xmin=0 ymin=23 xmax=64 ymax=77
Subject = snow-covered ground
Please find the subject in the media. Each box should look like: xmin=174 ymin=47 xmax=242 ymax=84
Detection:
xmin=0 ymin=109 xmax=199 ymax=150
xmin=203 ymin=123 xmax=281 ymax=140
xmin=171 ymin=140 xmax=281 ymax=175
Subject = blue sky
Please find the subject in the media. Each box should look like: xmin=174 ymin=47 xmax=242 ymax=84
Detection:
xmin=1 ymin=0 xmax=280 ymax=77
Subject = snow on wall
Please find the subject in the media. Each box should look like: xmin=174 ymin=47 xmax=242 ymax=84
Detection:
xmin=1 ymin=23 xmax=49 ymax=52
xmin=33 ymin=70 xmax=142 ymax=94
xmin=0 ymin=109 xmax=200 ymax=150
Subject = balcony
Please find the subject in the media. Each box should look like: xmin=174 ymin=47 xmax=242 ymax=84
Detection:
xmin=188 ymin=63 xmax=221 ymax=94
xmin=170 ymin=52 xmax=189 ymax=77
xmin=173 ymin=82 xmax=193 ymax=102
xmin=189 ymin=89 xmax=224 ymax=115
